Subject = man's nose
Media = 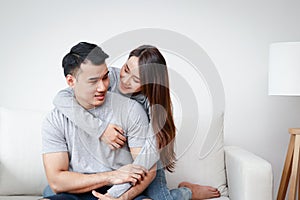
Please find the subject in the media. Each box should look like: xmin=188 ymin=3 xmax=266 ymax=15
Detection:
xmin=96 ymin=80 xmax=105 ymax=91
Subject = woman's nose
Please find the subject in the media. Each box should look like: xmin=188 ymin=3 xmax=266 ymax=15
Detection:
xmin=123 ymin=75 xmax=131 ymax=86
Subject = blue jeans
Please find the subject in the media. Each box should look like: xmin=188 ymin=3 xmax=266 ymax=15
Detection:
xmin=43 ymin=186 xmax=111 ymax=200
xmin=43 ymin=185 xmax=149 ymax=200
xmin=144 ymin=163 xmax=192 ymax=200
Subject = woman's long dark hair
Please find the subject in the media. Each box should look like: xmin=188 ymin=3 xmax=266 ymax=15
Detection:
xmin=129 ymin=45 xmax=176 ymax=172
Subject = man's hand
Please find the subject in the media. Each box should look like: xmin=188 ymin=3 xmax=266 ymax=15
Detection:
xmin=100 ymin=124 xmax=126 ymax=149
xmin=108 ymin=164 xmax=147 ymax=186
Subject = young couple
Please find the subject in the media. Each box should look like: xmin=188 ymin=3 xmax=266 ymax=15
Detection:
xmin=42 ymin=42 xmax=220 ymax=200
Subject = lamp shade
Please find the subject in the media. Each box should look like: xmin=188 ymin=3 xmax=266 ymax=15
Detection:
xmin=269 ymin=42 xmax=300 ymax=96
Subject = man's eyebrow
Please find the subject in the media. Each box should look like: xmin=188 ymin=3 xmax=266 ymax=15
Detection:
xmin=88 ymin=71 xmax=109 ymax=81
xmin=103 ymin=71 xmax=110 ymax=77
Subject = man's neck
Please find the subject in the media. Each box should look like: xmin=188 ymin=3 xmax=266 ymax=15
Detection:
xmin=74 ymin=95 xmax=93 ymax=110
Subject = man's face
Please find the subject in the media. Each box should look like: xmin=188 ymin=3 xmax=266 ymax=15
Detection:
xmin=68 ymin=60 xmax=110 ymax=110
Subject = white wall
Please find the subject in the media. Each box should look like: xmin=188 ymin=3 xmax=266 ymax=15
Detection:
xmin=1 ymin=0 xmax=300 ymax=196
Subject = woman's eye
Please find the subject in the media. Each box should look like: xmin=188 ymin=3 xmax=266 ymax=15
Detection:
xmin=133 ymin=78 xmax=140 ymax=83
xmin=124 ymin=65 xmax=130 ymax=73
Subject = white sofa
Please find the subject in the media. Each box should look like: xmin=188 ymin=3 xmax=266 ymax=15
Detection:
xmin=0 ymin=106 xmax=273 ymax=200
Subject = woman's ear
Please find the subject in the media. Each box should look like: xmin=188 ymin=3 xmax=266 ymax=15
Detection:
xmin=66 ymin=74 xmax=76 ymax=88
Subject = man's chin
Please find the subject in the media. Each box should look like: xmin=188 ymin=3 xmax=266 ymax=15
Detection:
xmin=93 ymin=102 xmax=103 ymax=107
xmin=93 ymin=99 xmax=106 ymax=107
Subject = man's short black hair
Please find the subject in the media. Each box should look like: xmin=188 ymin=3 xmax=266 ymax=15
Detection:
xmin=62 ymin=42 xmax=109 ymax=77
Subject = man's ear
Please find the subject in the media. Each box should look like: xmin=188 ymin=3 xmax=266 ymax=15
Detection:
xmin=66 ymin=74 xmax=76 ymax=88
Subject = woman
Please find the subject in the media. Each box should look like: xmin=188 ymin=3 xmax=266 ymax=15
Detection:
xmin=53 ymin=45 xmax=220 ymax=200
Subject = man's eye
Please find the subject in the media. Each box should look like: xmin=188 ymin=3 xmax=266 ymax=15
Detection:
xmin=90 ymin=81 xmax=97 ymax=84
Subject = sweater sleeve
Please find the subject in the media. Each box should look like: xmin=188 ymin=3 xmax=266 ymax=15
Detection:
xmin=107 ymin=126 xmax=159 ymax=198
xmin=53 ymin=87 xmax=108 ymax=138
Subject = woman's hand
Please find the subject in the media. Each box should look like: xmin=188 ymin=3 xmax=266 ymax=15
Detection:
xmin=100 ymin=124 xmax=126 ymax=149
xmin=108 ymin=164 xmax=147 ymax=186
xmin=92 ymin=191 xmax=120 ymax=200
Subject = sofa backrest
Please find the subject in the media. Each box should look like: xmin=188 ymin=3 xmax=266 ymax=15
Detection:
xmin=0 ymin=107 xmax=48 ymax=195
xmin=165 ymin=64 xmax=228 ymax=196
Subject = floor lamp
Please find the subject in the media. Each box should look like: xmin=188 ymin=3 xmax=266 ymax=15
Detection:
xmin=269 ymin=42 xmax=300 ymax=200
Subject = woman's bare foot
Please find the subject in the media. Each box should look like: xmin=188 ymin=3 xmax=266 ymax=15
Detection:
xmin=178 ymin=181 xmax=220 ymax=199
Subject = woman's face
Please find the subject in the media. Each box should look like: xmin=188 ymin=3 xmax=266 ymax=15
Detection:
xmin=119 ymin=56 xmax=142 ymax=94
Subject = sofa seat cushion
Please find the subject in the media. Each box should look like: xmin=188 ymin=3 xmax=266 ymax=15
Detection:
xmin=211 ymin=197 xmax=230 ymax=200
xmin=0 ymin=107 xmax=47 ymax=195
xmin=0 ymin=196 xmax=42 ymax=200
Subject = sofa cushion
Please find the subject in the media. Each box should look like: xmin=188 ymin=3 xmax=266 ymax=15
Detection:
xmin=165 ymin=63 xmax=228 ymax=196
xmin=0 ymin=196 xmax=42 ymax=200
xmin=0 ymin=107 xmax=47 ymax=195
xmin=166 ymin=113 xmax=228 ymax=196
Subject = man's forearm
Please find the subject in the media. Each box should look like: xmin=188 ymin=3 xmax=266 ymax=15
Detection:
xmin=43 ymin=153 xmax=110 ymax=194
xmin=49 ymin=171 xmax=111 ymax=194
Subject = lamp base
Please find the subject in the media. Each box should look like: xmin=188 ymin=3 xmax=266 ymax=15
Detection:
xmin=277 ymin=128 xmax=300 ymax=200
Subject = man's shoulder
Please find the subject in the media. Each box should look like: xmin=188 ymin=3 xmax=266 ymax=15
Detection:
xmin=43 ymin=108 xmax=67 ymax=128
xmin=46 ymin=107 xmax=65 ymax=118
xmin=106 ymin=91 xmax=136 ymax=106
xmin=106 ymin=92 xmax=147 ymax=121
xmin=107 ymin=92 xmax=146 ymax=111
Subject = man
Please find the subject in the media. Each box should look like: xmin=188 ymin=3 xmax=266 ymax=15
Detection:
xmin=42 ymin=42 xmax=156 ymax=200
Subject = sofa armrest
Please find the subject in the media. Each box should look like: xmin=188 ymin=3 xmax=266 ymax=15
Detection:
xmin=224 ymin=146 xmax=273 ymax=200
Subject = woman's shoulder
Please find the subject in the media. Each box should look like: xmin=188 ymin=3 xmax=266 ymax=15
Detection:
xmin=108 ymin=66 xmax=120 ymax=92
xmin=108 ymin=66 xmax=120 ymax=74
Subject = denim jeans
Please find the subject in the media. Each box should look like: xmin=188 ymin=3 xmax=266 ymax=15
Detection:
xmin=43 ymin=185 xmax=149 ymax=200
xmin=144 ymin=163 xmax=192 ymax=200
xmin=43 ymin=185 xmax=55 ymax=198
xmin=43 ymin=186 xmax=111 ymax=200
